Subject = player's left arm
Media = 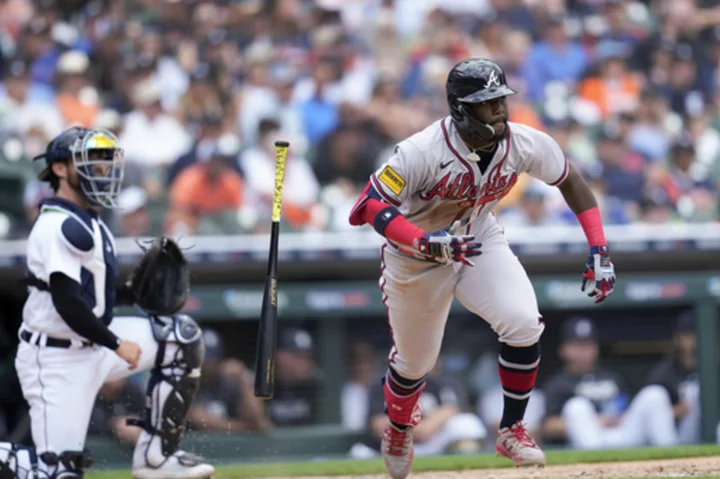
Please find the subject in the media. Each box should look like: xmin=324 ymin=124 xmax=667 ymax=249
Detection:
xmin=525 ymin=128 xmax=615 ymax=303
xmin=556 ymin=163 xmax=616 ymax=303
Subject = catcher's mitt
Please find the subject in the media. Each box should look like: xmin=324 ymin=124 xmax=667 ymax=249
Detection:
xmin=130 ymin=236 xmax=189 ymax=315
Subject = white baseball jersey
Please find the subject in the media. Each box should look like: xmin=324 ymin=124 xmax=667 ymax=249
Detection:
xmin=22 ymin=197 xmax=118 ymax=341
xmin=369 ymin=117 xmax=568 ymax=380
xmin=370 ymin=116 xmax=569 ymax=235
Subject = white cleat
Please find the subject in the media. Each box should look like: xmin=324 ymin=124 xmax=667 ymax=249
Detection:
xmin=495 ymin=421 xmax=547 ymax=467
xmin=132 ymin=451 xmax=215 ymax=479
xmin=382 ymin=422 xmax=415 ymax=479
xmin=381 ymin=405 xmax=421 ymax=479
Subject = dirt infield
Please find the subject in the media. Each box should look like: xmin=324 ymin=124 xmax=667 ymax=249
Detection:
xmin=293 ymin=456 xmax=720 ymax=479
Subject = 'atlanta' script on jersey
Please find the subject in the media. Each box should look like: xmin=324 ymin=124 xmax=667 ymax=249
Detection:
xmin=360 ymin=118 xmax=568 ymax=233
xmin=419 ymin=161 xmax=518 ymax=209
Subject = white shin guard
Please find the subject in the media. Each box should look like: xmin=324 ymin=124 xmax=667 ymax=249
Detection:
xmin=131 ymin=367 xmax=202 ymax=469
xmin=129 ymin=314 xmax=207 ymax=471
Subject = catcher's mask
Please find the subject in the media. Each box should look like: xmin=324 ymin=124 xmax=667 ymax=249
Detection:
xmin=70 ymin=128 xmax=125 ymax=208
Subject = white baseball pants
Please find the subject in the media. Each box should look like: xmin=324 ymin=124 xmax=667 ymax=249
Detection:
xmin=562 ymin=385 xmax=679 ymax=449
xmin=380 ymin=218 xmax=544 ymax=380
xmin=15 ymin=316 xmax=178 ymax=455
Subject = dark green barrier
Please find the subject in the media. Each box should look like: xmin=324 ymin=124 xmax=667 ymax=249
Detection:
xmin=117 ymin=272 xmax=720 ymax=443
xmin=117 ymin=273 xmax=720 ymax=319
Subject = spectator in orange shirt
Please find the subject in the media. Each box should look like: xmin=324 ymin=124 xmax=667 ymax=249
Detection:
xmin=54 ymin=50 xmax=99 ymax=127
xmin=167 ymin=135 xmax=244 ymax=235
xmin=509 ymin=97 xmax=544 ymax=132
xmin=578 ymin=47 xmax=640 ymax=119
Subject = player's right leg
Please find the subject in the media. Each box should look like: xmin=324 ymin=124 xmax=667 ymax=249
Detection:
xmin=379 ymin=245 xmax=455 ymax=479
xmin=677 ymin=387 xmax=700 ymax=444
xmin=605 ymin=385 xmax=678 ymax=448
xmin=563 ymin=386 xmax=679 ymax=449
xmin=0 ymin=340 xmax=100 ymax=478
xmin=560 ymin=396 xmax=606 ymax=449
xmin=103 ymin=315 xmax=213 ymax=479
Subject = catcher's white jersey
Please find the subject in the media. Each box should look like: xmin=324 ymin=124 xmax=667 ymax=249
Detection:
xmin=22 ymin=197 xmax=118 ymax=342
xmin=371 ymin=117 xmax=569 ymax=235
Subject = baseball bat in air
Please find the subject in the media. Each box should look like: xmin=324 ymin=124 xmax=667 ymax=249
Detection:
xmin=254 ymin=140 xmax=289 ymax=399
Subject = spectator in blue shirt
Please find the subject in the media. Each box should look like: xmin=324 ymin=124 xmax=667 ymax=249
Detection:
xmin=298 ymin=57 xmax=341 ymax=146
xmin=19 ymin=19 xmax=61 ymax=88
xmin=595 ymin=0 xmax=642 ymax=61
xmin=523 ymin=15 xmax=588 ymax=103
xmin=597 ymin=126 xmax=646 ymax=205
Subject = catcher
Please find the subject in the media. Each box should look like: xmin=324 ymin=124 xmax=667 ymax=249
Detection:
xmin=0 ymin=127 xmax=214 ymax=479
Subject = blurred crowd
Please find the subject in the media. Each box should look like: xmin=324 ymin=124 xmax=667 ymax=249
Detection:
xmin=1 ymin=0 xmax=720 ymax=240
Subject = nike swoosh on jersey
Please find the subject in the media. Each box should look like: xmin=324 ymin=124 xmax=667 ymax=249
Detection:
xmin=440 ymin=160 xmax=453 ymax=169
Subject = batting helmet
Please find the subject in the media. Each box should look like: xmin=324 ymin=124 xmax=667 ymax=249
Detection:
xmin=446 ymin=58 xmax=516 ymax=141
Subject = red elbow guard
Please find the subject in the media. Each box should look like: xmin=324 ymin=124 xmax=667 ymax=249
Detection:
xmin=348 ymin=182 xmax=424 ymax=246
xmin=349 ymin=183 xmax=374 ymax=226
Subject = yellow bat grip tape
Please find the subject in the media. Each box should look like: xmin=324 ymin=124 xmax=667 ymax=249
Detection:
xmin=272 ymin=142 xmax=289 ymax=223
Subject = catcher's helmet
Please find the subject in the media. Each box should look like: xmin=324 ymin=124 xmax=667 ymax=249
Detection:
xmin=34 ymin=127 xmax=125 ymax=209
xmin=34 ymin=126 xmax=91 ymax=181
xmin=446 ymin=58 xmax=516 ymax=141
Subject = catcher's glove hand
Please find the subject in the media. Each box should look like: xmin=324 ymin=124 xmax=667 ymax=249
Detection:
xmin=130 ymin=236 xmax=189 ymax=315
xmin=582 ymin=245 xmax=616 ymax=303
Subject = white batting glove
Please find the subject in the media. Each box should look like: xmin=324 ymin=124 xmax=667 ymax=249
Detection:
xmin=416 ymin=228 xmax=482 ymax=266
xmin=582 ymin=245 xmax=616 ymax=303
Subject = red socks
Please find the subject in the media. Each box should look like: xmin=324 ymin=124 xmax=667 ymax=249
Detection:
xmin=383 ymin=367 xmax=426 ymax=427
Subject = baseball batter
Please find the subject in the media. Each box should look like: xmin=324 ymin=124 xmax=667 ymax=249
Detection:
xmin=0 ymin=127 xmax=214 ymax=479
xmin=349 ymin=59 xmax=616 ymax=479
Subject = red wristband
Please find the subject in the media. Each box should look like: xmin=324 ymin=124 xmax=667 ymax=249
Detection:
xmin=576 ymin=207 xmax=607 ymax=247
xmin=384 ymin=216 xmax=425 ymax=247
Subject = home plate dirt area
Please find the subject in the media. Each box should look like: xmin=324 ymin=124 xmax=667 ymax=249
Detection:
xmin=293 ymin=456 xmax=720 ymax=479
